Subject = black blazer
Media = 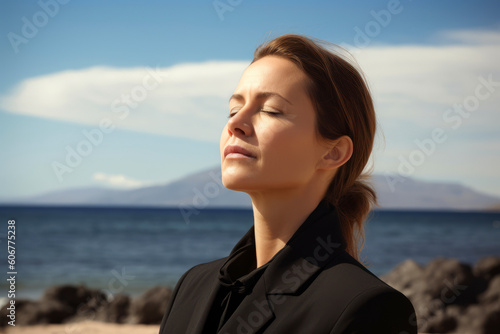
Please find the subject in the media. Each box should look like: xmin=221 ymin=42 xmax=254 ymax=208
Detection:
xmin=159 ymin=202 xmax=418 ymax=334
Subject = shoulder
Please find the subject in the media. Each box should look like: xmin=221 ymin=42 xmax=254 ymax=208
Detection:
xmin=320 ymin=252 xmax=418 ymax=333
xmin=175 ymin=256 xmax=228 ymax=287
xmin=184 ymin=257 xmax=227 ymax=278
xmin=159 ymin=256 xmax=228 ymax=333
xmin=331 ymin=283 xmax=417 ymax=333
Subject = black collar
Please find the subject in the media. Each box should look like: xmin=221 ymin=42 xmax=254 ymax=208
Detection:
xmin=217 ymin=200 xmax=347 ymax=294
xmin=262 ymin=199 xmax=347 ymax=294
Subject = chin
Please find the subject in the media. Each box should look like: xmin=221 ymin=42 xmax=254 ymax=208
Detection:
xmin=222 ymin=176 xmax=252 ymax=192
xmin=221 ymin=168 xmax=258 ymax=192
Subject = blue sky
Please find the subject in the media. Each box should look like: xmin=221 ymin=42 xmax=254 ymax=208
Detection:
xmin=1 ymin=0 xmax=499 ymax=199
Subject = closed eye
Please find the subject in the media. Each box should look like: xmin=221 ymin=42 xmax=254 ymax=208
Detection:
xmin=228 ymin=107 xmax=240 ymax=118
xmin=261 ymin=110 xmax=281 ymax=117
xmin=228 ymin=108 xmax=282 ymax=118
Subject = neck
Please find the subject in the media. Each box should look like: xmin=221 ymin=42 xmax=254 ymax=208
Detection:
xmin=249 ymin=179 xmax=328 ymax=268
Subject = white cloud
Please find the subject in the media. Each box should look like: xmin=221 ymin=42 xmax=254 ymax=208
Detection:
xmin=349 ymin=42 xmax=500 ymax=128
xmin=1 ymin=61 xmax=249 ymax=142
xmin=1 ymin=28 xmax=500 ymax=196
xmin=337 ymin=29 xmax=500 ymax=196
xmin=93 ymin=172 xmax=151 ymax=189
xmin=2 ymin=32 xmax=499 ymax=140
xmin=2 ymin=30 xmax=498 ymax=143
xmin=437 ymin=27 xmax=500 ymax=45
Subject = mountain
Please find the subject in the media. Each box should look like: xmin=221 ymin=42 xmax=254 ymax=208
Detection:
xmin=372 ymin=174 xmax=500 ymax=210
xmin=3 ymin=166 xmax=500 ymax=211
xmin=3 ymin=168 xmax=251 ymax=208
xmin=486 ymin=203 xmax=500 ymax=211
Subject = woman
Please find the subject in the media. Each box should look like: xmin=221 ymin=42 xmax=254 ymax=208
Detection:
xmin=159 ymin=34 xmax=417 ymax=334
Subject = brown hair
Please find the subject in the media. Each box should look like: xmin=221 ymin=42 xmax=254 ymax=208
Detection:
xmin=252 ymin=34 xmax=378 ymax=261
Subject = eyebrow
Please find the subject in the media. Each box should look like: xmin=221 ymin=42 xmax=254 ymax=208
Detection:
xmin=229 ymin=92 xmax=293 ymax=105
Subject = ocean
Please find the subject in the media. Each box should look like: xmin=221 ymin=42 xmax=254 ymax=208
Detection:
xmin=1 ymin=206 xmax=499 ymax=300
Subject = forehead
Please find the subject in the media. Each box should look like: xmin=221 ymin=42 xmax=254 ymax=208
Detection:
xmin=234 ymin=56 xmax=310 ymax=97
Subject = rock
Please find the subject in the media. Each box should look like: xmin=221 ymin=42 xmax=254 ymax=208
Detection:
xmin=3 ymin=256 xmax=497 ymax=331
xmin=15 ymin=299 xmax=74 ymax=325
xmin=382 ymin=256 xmax=500 ymax=333
xmin=42 ymin=284 xmax=107 ymax=314
xmin=483 ymin=307 xmax=500 ymax=334
xmin=479 ymin=275 xmax=500 ymax=305
xmin=414 ymin=296 xmax=448 ymax=332
xmin=381 ymin=259 xmax=424 ymax=298
xmin=384 ymin=258 xmax=473 ymax=329
xmin=0 ymin=285 xmax=110 ymax=326
xmin=95 ymin=294 xmax=130 ymax=323
xmin=421 ymin=257 xmax=474 ymax=304
xmin=128 ymin=286 xmax=172 ymax=324
xmin=443 ymin=304 xmax=466 ymax=320
xmin=0 ymin=299 xmax=36 ymax=327
xmin=423 ymin=309 xmax=458 ymax=334
xmin=455 ymin=303 xmax=500 ymax=334
xmin=474 ymin=256 xmax=500 ymax=281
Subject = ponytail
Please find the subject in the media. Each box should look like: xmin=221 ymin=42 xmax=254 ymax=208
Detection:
xmin=325 ymin=174 xmax=378 ymax=260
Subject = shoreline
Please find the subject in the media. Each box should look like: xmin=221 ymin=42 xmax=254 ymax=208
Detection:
xmin=4 ymin=320 xmax=159 ymax=334
xmin=1 ymin=256 xmax=499 ymax=333
xmin=3 ymin=321 xmax=437 ymax=334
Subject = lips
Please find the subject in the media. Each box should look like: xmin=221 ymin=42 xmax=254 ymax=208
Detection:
xmin=224 ymin=144 xmax=256 ymax=159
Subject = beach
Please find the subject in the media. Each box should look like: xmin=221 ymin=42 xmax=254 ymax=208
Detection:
xmin=1 ymin=256 xmax=499 ymax=333
xmin=4 ymin=321 xmax=158 ymax=334
xmin=0 ymin=207 xmax=498 ymax=333
xmin=2 ymin=324 xmax=439 ymax=334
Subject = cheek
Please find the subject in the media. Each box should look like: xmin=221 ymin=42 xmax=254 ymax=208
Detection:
xmin=220 ymin=125 xmax=229 ymax=158
xmin=261 ymin=124 xmax=317 ymax=168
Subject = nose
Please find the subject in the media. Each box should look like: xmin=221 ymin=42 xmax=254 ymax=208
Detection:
xmin=227 ymin=111 xmax=253 ymax=138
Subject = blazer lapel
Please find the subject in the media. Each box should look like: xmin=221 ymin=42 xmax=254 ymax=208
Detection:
xmin=186 ymin=268 xmax=224 ymax=333
xmin=217 ymin=277 xmax=275 ymax=334
xmin=218 ymin=201 xmax=346 ymax=334
xmin=188 ymin=226 xmax=259 ymax=333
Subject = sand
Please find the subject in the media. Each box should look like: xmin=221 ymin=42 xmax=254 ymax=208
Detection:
xmin=4 ymin=321 xmax=159 ymax=334
xmin=2 ymin=321 xmax=435 ymax=334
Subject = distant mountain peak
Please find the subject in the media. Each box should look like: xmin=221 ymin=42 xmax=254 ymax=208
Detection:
xmin=3 ymin=166 xmax=499 ymax=211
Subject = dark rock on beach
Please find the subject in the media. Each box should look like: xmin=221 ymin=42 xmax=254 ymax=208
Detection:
xmin=94 ymin=293 xmax=131 ymax=323
xmin=0 ymin=284 xmax=172 ymax=327
xmin=128 ymin=286 xmax=173 ymax=324
xmin=383 ymin=256 xmax=500 ymax=334
xmin=0 ymin=285 xmax=107 ymax=326
xmin=2 ymin=257 xmax=499 ymax=333
xmin=474 ymin=256 xmax=500 ymax=281
xmin=2 ymin=299 xmax=74 ymax=326
xmin=42 ymin=284 xmax=107 ymax=313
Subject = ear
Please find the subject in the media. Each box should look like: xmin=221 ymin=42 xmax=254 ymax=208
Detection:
xmin=318 ymin=135 xmax=353 ymax=170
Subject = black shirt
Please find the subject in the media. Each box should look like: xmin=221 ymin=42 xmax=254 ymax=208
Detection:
xmin=202 ymin=226 xmax=281 ymax=333
xmin=159 ymin=200 xmax=418 ymax=334
xmin=201 ymin=201 xmax=337 ymax=333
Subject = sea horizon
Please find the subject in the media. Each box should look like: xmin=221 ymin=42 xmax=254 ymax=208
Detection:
xmin=1 ymin=205 xmax=499 ymax=300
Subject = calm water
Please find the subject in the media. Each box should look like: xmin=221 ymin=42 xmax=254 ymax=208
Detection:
xmin=0 ymin=206 xmax=499 ymax=299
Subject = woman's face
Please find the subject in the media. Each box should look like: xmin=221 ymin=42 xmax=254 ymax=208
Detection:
xmin=220 ymin=55 xmax=332 ymax=193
